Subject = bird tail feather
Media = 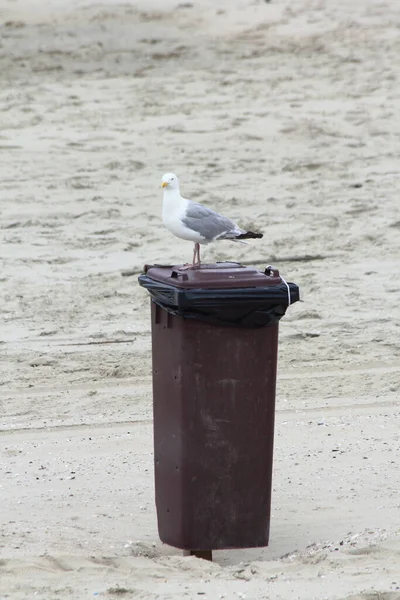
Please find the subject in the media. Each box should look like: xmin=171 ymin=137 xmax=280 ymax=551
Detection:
xmin=235 ymin=231 xmax=263 ymax=240
xmin=231 ymin=238 xmax=250 ymax=245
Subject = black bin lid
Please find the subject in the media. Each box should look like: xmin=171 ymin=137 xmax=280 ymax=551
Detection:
xmin=138 ymin=262 xmax=300 ymax=329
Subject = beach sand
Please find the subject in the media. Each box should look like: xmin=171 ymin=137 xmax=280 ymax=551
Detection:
xmin=0 ymin=0 xmax=399 ymax=598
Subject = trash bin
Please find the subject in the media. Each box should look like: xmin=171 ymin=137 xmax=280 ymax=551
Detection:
xmin=138 ymin=262 xmax=299 ymax=553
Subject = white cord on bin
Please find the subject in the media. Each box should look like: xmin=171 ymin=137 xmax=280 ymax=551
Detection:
xmin=280 ymin=275 xmax=291 ymax=307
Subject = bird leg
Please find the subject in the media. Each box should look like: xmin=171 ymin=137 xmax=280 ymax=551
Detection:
xmin=179 ymin=243 xmax=201 ymax=270
xmin=192 ymin=243 xmax=201 ymax=267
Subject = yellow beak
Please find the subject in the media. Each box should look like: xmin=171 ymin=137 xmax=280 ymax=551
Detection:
xmin=161 ymin=181 xmax=168 ymax=188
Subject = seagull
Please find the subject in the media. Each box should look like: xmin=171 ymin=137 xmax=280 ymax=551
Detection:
xmin=161 ymin=173 xmax=263 ymax=267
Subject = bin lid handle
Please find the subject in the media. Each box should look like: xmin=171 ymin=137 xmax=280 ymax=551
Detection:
xmin=265 ymin=265 xmax=291 ymax=306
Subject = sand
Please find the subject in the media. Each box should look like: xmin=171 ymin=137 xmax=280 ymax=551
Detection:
xmin=1 ymin=0 xmax=400 ymax=597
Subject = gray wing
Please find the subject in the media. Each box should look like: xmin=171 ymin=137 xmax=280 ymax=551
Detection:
xmin=182 ymin=202 xmax=244 ymax=242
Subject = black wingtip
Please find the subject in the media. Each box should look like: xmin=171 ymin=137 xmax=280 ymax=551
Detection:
xmin=236 ymin=231 xmax=263 ymax=240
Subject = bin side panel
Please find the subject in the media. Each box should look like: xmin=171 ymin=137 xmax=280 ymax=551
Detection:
xmin=151 ymin=303 xmax=185 ymax=545
xmin=151 ymin=301 xmax=279 ymax=550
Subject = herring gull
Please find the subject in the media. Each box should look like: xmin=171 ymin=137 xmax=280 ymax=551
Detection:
xmin=161 ymin=173 xmax=263 ymax=267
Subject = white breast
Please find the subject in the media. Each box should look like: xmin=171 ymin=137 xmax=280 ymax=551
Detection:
xmin=162 ymin=191 xmax=205 ymax=243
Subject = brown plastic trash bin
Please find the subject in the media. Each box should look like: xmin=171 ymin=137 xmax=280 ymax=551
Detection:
xmin=138 ymin=262 xmax=299 ymax=552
